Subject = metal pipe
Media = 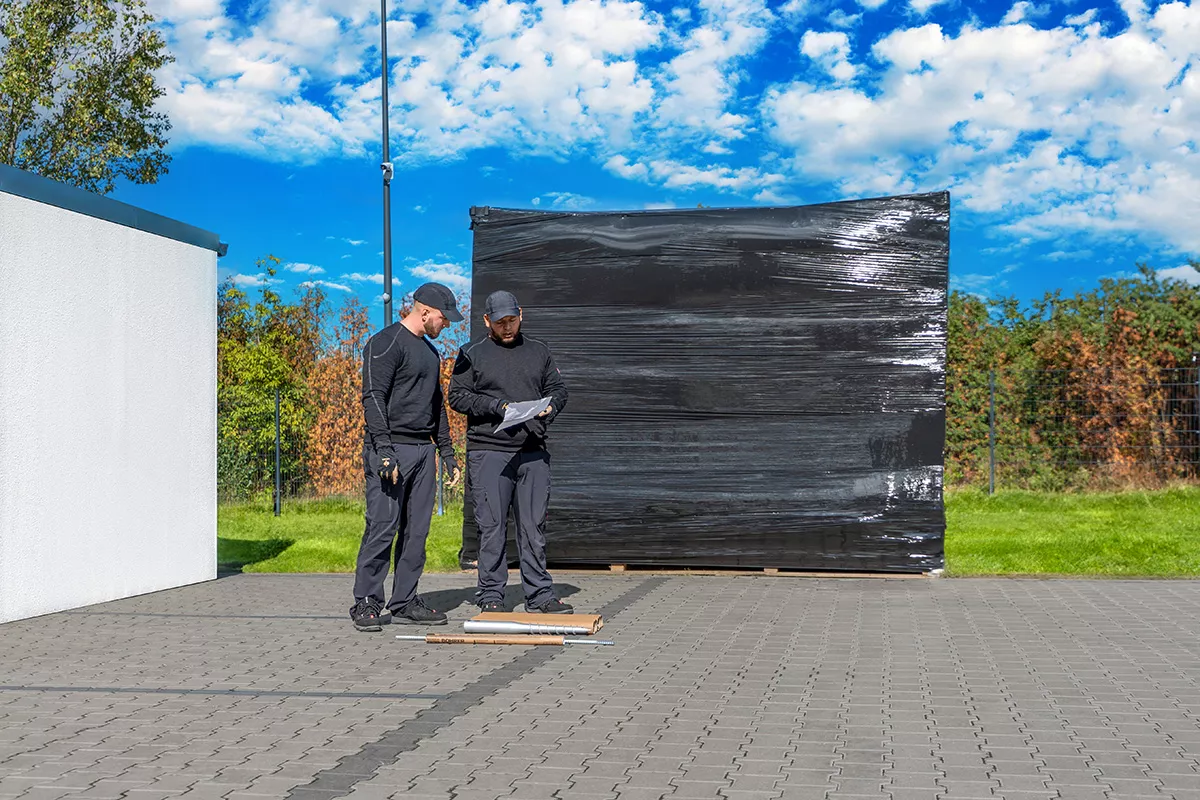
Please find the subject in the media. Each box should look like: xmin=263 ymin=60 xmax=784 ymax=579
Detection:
xmin=463 ymin=620 xmax=593 ymax=636
xmin=380 ymin=0 xmax=393 ymax=327
xmin=988 ymin=368 xmax=996 ymax=495
xmin=396 ymin=634 xmax=612 ymax=646
xmin=274 ymin=387 xmax=281 ymax=517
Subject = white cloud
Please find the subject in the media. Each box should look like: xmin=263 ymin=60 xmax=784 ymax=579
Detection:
xmin=910 ymin=0 xmax=951 ymax=14
xmin=1156 ymin=264 xmax=1200 ymax=285
xmin=300 ymin=279 xmax=353 ymax=292
xmin=154 ymin=0 xmax=664 ymax=161
xmin=1001 ymin=2 xmax=1049 ymax=25
xmin=284 ymin=262 xmax=325 ymax=274
xmin=542 ymin=191 xmax=595 ymax=209
xmin=801 ymin=31 xmax=856 ymax=82
xmin=653 ymin=0 xmax=775 ymax=141
xmin=149 ymin=0 xmax=1200 ymax=262
xmin=828 ymin=10 xmax=862 ymax=29
xmin=762 ymin=4 xmax=1200 ymax=253
xmin=343 ymin=272 xmax=401 ymax=286
xmin=409 ymin=261 xmax=471 ymax=292
xmin=414 ymin=205 xmax=426 ymax=213
xmin=1064 ymin=8 xmax=1098 ymax=26
xmin=230 ymin=273 xmax=276 ymax=287
xmin=605 ymin=154 xmax=649 ymax=179
xmin=609 ymin=156 xmax=786 ymax=191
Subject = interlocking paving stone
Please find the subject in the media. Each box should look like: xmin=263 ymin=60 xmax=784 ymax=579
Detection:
xmin=4 ymin=576 xmax=1200 ymax=799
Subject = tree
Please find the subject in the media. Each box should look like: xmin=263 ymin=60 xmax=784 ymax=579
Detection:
xmin=0 ymin=0 xmax=172 ymax=194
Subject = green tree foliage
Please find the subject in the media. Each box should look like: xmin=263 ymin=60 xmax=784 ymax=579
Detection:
xmin=217 ymin=257 xmax=327 ymax=500
xmin=946 ymin=261 xmax=1200 ymax=489
xmin=0 ymin=0 xmax=172 ymax=193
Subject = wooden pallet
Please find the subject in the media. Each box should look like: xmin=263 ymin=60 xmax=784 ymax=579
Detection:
xmin=553 ymin=563 xmax=932 ymax=579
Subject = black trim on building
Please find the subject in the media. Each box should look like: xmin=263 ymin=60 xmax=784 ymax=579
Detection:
xmin=0 ymin=164 xmax=228 ymax=257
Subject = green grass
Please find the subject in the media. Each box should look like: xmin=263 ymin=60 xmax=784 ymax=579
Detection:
xmin=218 ymin=488 xmax=1200 ymax=577
xmin=945 ymin=486 xmax=1200 ymax=576
xmin=218 ymin=497 xmax=463 ymax=573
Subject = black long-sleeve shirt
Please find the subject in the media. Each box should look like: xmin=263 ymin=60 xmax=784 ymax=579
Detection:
xmin=448 ymin=332 xmax=568 ymax=451
xmin=361 ymin=322 xmax=456 ymax=468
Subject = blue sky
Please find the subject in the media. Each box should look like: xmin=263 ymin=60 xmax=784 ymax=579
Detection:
xmin=112 ymin=0 xmax=1200 ymax=323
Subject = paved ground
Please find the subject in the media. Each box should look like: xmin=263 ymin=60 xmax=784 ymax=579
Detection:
xmin=2 ymin=574 xmax=1200 ymax=800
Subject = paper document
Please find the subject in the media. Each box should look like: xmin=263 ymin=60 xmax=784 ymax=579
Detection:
xmin=495 ymin=397 xmax=552 ymax=433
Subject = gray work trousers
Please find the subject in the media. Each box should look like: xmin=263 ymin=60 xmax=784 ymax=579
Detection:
xmin=353 ymin=441 xmax=436 ymax=611
xmin=468 ymin=449 xmax=554 ymax=607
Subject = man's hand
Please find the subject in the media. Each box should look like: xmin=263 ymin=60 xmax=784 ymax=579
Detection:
xmin=447 ymin=465 xmax=463 ymax=487
xmin=537 ymin=404 xmax=554 ymax=418
xmin=378 ymin=450 xmax=400 ymax=484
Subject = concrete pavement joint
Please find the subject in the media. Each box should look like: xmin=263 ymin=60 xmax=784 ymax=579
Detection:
xmin=282 ymin=578 xmax=667 ymax=800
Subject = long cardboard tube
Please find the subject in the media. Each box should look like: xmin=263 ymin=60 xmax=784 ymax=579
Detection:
xmin=395 ymin=634 xmax=612 ymax=646
xmin=463 ymin=620 xmax=593 ymax=635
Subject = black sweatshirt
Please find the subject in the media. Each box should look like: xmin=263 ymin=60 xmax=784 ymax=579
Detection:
xmin=448 ymin=332 xmax=568 ymax=451
xmin=361 ymin=322 xmax=457 ymax=469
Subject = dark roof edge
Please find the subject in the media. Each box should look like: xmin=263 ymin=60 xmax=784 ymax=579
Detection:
xmin=0 ymin=163 xmax=228 ymax=257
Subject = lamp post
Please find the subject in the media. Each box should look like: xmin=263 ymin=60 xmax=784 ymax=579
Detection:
xmin=380 ymin=0 xmax=394 ymax=326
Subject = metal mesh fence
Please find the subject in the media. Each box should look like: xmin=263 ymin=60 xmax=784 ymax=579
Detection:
xmin=219 ymin=367 xmax=1200 ymax=507
xmin=947 ymin=365 xmax=1200 ymax=491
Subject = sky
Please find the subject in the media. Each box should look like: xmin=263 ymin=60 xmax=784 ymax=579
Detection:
xmin=109 ymin=0 xmax=1200 ymax=325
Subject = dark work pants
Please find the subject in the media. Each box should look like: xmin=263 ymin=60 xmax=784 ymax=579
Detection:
xmin=468 ymin=449 xmax=554 ymax=607
xmin=353 ymin=442 xmax=436 ymax=611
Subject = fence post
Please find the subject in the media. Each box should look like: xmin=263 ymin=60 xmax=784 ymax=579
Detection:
xmin=274 ymin=388 xmax=281 ymax=517
xmin=988 ymin=369 xmax=996 ymax=495
xmin=1194 ymin=355 xmax=1200 ymax=479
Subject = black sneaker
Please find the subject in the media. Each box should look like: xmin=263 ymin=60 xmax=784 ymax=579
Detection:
xmin=459 ymin=558 xmax=478 ymax=571
xmin=394 ymin=596 xmax=448 ymax=625
xmin=350 ymin=599 xmax=383 ymax=632
xmin=378 ymin=606 xmax=392 ymax=624
xmin=526 ymin=598 xmax=573 ymax=614
xmin=479 ymin=600 xmax=505 ymax=613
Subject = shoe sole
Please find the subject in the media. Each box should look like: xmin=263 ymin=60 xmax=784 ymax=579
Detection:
xmin=525 ymin=607 xmax=574 ymax=615
xmin=354 ymin=622 xmax=383 ymax=632
xmin=392 ymin=616 xmax=449 ymax=626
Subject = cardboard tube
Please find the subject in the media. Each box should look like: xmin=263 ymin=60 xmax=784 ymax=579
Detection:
xmin=463 ymin=620 xmax=593 ymax=635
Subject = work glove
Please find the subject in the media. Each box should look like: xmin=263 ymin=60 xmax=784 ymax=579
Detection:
xmin=377 ymin=447 xmax=400 ymax=484
xmin=445 ymin=458 xmax=462 ymax=487
xmin=491 ymin=397 xmax=510 ymax=417
xmin=526 ymin=417 xmax=548 ymax=439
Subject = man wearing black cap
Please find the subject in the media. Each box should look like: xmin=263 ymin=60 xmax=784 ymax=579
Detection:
xmin=449 ymin=290 xmax=572 ymax=614
xmin=350 ymin=282 xmax=464 ymax=632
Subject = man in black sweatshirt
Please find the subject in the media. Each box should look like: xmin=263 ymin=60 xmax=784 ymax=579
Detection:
xmin=351 ymin=282 xmax=463 ymax=632
xmin=448 ymin=290 xmax=572 ymax=614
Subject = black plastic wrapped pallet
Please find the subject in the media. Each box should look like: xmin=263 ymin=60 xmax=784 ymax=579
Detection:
xmin=462 ymin=192 xmax=948 ymax=572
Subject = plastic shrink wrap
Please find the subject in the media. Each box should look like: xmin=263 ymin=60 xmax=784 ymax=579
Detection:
xmin=461 ymin=192 xmax=948 ymax=572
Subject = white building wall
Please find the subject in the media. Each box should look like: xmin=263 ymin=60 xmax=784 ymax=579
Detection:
xmin=0 ymin=190 xmax=217 ymax=623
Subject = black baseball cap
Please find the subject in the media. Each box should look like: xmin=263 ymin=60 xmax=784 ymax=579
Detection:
xmin=484 ymin=290 xmax=521 ymax=320
xmin=412 ymin=283 xmax=463 ymax=322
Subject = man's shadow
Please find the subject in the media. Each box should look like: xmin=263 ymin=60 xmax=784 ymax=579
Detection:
xmin=422 ymin=582 xmax=582 ymax=614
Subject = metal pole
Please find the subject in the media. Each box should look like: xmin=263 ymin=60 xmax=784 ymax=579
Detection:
xmin=1194 ymin=355 xmax=1199 ymax=479
xmin=988 ymin=369 xmax=996 ymax=495
xmin=437 ymin=457 xmax=444 ymax=516
xmin=380 ymin=0 xmax=394 ymax=327
xmin=274 ymin=388 xmax=281 ymax=517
